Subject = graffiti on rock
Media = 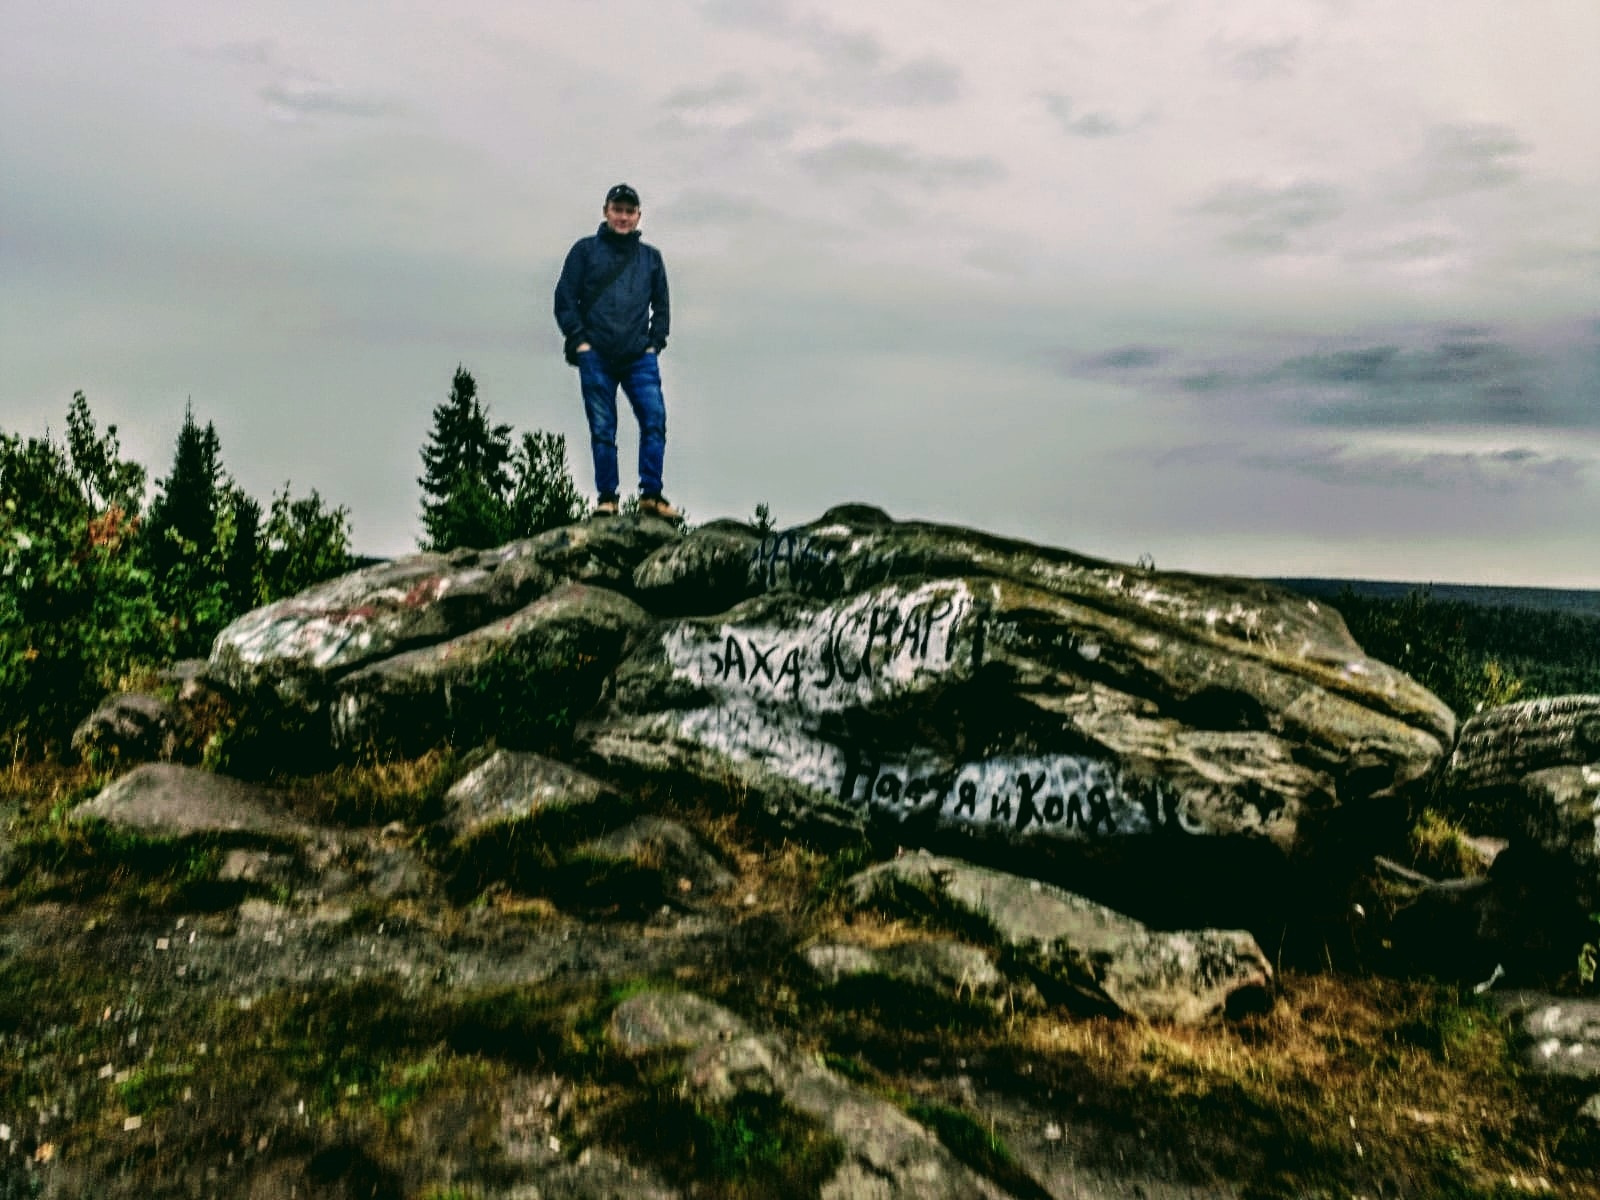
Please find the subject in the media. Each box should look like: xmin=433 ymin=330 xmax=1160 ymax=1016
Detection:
xmin=665 ymin=581 xmax=979 ymax=712
xmin=838 ymin=750 xmax=1201 ymax=838
xmin=663 ymin=576 xmax=1204 ymax=841
xmin=749 ymin=528 xmax=901 ymax=596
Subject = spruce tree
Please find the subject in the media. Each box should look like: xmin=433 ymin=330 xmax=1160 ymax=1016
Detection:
xmin=143 ymin=403 xmax=237 ymax=654
xmin=144 ymin=403 xmax=224 ymax=587
xmin=418 ymin=366 xmax=515 ymax=552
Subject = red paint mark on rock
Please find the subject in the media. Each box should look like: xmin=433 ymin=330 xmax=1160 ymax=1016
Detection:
xmin=403 ymin=577 xmax=446 ymax=608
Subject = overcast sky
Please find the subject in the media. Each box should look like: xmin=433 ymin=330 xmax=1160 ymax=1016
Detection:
xmin=3 ymin=0 xmax=1597 ymax=587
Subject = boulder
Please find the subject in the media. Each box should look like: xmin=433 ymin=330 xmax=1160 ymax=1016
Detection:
xmin=845 ymin=853 xmax=1272 ymax=1024
xmin=608 ymin=990 xmax=751 ymax=1056
xmin=329 ymin=583 xmax=650 ymax=752
xmin=631 ymin=519 xmax=764 ymax=614
xmin=1429 ymin=697 xmax=1600 ymax=983
xmin=800 ymin=936 xmax=1009 ymax=1006
xmin=442 ymin=749 xmax=620 ymax=845
xmin=1519 ymin=765 xmax=1600 ymax=915
xmin=71 ymin=763 xmax=306 ymax=842
xmin=1445 ymin=695 xmax=1600 ymax=798
xmin=577 ymin=816 xmax=737 ymax=898
xmin=583 ymin=508 xmax=1453 ymax=935
xmin=71 ymin=692 xmax=183 ymax=763
xmin=1492 ymin=992 xmax=1600 ymax=1081
xmin=609 ymin=991 xmax=1014 ymax=1198
xmin=192 ymin=505 xmax=1458 ymax=941
xmin=209 ymin=517 xmax=676 ymax=712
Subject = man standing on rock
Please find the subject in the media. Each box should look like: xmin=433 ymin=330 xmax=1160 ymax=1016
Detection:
xmin=554 ymin=183 xmax=679 ymax=520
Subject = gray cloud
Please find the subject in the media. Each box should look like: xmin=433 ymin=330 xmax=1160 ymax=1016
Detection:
xmin=700 ymin=0 xmax=791 ymax=32
xmin=1195 ymin=179 xmax=1343 ymax=253
xmin=1349 ymin=232 xmax=1459 ymax=263
xmin=261 ymin=79 xmax=400 ymax=122
xmin=1214 ymin=37 xmax=1301 ymax=82
xmin=666 ymin=189 xmax=771 ymax=226
xmin=1079 ymin=344 xmax=1172 ymax=371
xmin=1156 ymin=325 xmax=1599 ymax=433
xmin=663 ymin=73 xmax=757 ymax=110
xmin=1413 ymin=123 xmax=1529 ymax=198
xmin=700 ymin=2 xmax=959 ymax=107
xmin=872 ymin=56 xmax=962 ymax=106
xmin=200 ymin=39 xmax=277 ymax=67
xmin=1240 ymin=443 xmax=1588 ymax=491
xmin=1043 ymin=95 xmax=1142 ymax=139
xmin=800 ymin=138 xmax=1004 ymax=189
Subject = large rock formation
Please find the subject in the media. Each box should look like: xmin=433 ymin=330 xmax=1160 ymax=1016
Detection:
xmin=1373 ymin=695 xmax=1600 ymax=980
xmin=197 ymin=506 xmax=1457 ymax=941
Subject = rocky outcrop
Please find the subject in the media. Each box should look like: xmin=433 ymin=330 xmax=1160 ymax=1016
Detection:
xmin=1359 ymin=696 xmax=1600 ymax=984
xmin=22 ymin=505 xmax=1600 ymax=1197
xmin=72 ymin=693 xmax=184 ymax=763
xmin=588 ymin=510 xmax=1452 ymax=870
xmin=608 ymin=990 xmax=1013 ymax=1198
xmin=801 ymin=937 xmax=1009 ymax=1008
xmin=844 ymin=853 xmax=1272 ymax=1023
xmin=1444 ymin=696 xmax=1600 ymax=798
xmin=209 ymin=518 xmax=679 ymax=714
xmin=71 ymin=763 xmax=308 ymax=842
xmin=190 ymin=505 xmax=1462 ymax=948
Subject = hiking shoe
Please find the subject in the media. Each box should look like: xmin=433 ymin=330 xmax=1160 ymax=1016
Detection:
xmin=638 ymin=493 xmax=683 ymax=522
xmin=593 ymin=495 xmax=619 ymax=517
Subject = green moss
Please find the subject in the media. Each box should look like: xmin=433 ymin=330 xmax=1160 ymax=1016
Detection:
xmin=2 ymin=819 xmax=247 ymax=911
xmin=605 ymin=1089 xmax=845 ymax=1198
xmin=906 ymin=1102 xmax=1052 ymax=1200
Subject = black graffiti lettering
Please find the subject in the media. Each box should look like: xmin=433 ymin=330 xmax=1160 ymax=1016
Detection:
xmin=832 ymin=621 xmax=867 ymax=683
xmin=1015 ymin=772 xmax=1047 ymax=832
xmin=1087 ymin=787 xmax=1116 ymax=835
xmin=929 ymin=772 xmax=955 ymax=810
xmin=874 ymin=775 xmax=901 ymax=805
xmin=716 ymin=636 xmax=747 ymax=682
xmin=747 ymin=640 xmax=777 ymax=683
xmin=837 ymin=749 xmax=880 ymax=806
xmin=921 ymin=597 xmax=953 ymax=657
xmin=813 ymin=638 xmax=836 ymax=688
xmin=1043 ymin=792 xmax=1065 ymax=824
xmin=776 ymin=648 xmax=803 ymax=699
xmin=955 ymin=780 xmax=978 ymax=817
xmin=865 ymin=607 xmax=900 ymax=676
xmin=764 ymin=532 xmax=794 ymax=589
xmin=896 ymin=607 xmax=924 ymax=660
xmin=1066 ymin=791 xmax=1085 ymax=829
xmin=903 ymin=778 xmax=929 ymax=807
xmin=990 ymin=790 xmax=1011 ymax=823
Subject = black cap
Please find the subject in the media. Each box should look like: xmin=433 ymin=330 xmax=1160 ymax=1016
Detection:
xmin=605 ymin=183 xmax=640 ymax=207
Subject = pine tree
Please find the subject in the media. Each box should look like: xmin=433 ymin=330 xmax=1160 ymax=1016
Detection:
xmin=142 ymin=403 xmax=239 ymax=654
xmin=144 ymin=402 xmax=224 ymax=588
xmin=418 ymin=366 xmax=515 ymax=552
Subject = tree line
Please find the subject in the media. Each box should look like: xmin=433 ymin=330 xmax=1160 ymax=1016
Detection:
xmin=1 ymin=368 xmax=585 ymax=759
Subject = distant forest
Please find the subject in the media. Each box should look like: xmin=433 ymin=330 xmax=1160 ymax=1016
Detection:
xmin=1275 ymin=578 xmax=1600 ymax=704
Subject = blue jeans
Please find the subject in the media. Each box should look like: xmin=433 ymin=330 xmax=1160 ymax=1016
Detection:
xmin=577 ymin=350 xmax=666 ymax=498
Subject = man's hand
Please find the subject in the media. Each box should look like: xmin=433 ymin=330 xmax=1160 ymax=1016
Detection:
xmin=576 ymin=342 xmax=592 ymax=352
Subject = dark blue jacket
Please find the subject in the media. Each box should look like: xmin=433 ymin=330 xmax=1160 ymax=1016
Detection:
xmin=553 ymin=225 xmax=670 ymax=367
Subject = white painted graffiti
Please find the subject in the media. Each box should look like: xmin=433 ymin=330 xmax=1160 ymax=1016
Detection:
xmin=663 ymin=580 xmax=978 ymax=713
xmin=837 ymin=750 xmax=1204 ymax=838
